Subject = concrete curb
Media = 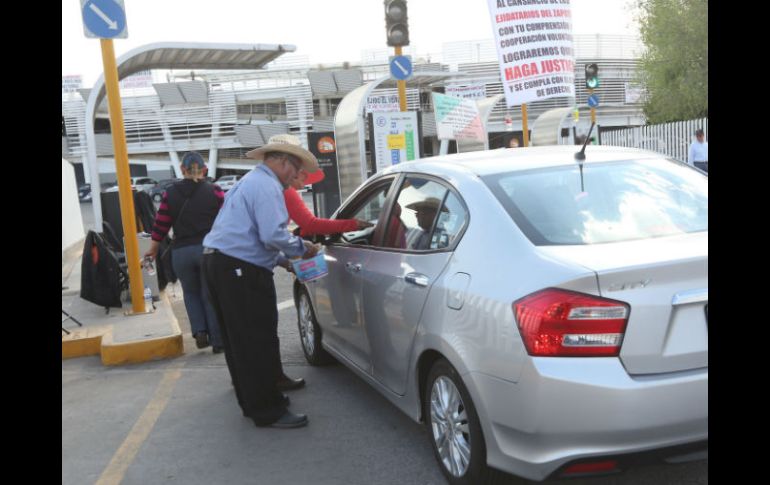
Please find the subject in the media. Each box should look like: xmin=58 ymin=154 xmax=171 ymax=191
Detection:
xmin=62 ymin=324 xmax=111 ymax=359
xmin=62 ymin=292 xmax=185 ymax=365
xmin=101 ymin=315 xmax=184 ymax=366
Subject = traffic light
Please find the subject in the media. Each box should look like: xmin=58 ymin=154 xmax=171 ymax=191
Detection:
xmin=585 ymin=63 xmax=599 ymax=89
xmin=384 ymin=0 xmax=409 ymax=47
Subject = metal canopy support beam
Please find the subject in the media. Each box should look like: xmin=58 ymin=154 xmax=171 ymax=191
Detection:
xmin=84 ymin=42 xmax=295 ymax=232
xmin=334 ymin=71 xmax=467 ymax=202
xmin=530 ymin=107 xmax=574 ymax=147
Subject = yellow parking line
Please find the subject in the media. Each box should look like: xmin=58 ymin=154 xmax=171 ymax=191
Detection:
xmin=94 ymin=367 xmax=182 ymax=485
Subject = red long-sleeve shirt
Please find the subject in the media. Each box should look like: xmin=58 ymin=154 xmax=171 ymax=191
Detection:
xmin=283 ymin=187 xmax=358 ymax=236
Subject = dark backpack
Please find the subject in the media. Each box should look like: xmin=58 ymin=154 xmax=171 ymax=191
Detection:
xmin=80 ymin=230 xmax=128 ymax=309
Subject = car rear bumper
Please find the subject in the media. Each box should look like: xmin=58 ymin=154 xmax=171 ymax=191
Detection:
xmin=466 ymin=358 xmax=707 ymax=481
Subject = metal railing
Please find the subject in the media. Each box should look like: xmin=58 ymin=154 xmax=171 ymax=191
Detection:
xmin=602 ymin=118 xmax=708 ymax=163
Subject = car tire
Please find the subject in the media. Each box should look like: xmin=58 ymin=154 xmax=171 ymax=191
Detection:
xmin=425 ymin=359 xmax=491 ymax=485
xmin=296 ymin=286 xmax=334 ymax=366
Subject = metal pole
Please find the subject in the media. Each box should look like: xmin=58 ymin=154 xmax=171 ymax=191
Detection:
xmin=521 ymin=103 xmax=529 ymax=147
xmin=100 ymin=39 xmax=146 ymax=314
xmin=85 ymin=99 xmax=104 ymax=233
xmin=439 ymin=139 xmax=449 ymax=155
xmin=395 ymin=46 xmax=407 ymax=112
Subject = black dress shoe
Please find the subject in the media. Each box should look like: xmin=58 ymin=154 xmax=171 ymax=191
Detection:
xmin=276 ymin=375 xmax=305 ymax=391
xmin=212 ymin=346 xmax=225 ymax=354
xmin=255 ymin=411 xmax=308 ymax=429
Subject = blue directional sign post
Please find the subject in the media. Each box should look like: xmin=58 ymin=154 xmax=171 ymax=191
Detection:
xmin=587 ymin=94 xmax=600 ymax=108
xmin=389 ymin=55 xmax=413 ymax=80
xmin=81 ymin=0 xmax=148 ymax=314
xmin=390 ymin=54 xmax=412 ymax=112
xmin=81 ymin=0 xmax=128 ymax=39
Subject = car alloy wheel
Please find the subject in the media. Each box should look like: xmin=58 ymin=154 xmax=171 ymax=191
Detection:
xmin=296 ymin=287 xmax=334 ymax=365
xmin=298 ymin=292 xmax=315 ymax=356
xmin=431 ymin=376 xmax=471 ymax=477
xmin=425 ymin=359 xmax=489 ymax=485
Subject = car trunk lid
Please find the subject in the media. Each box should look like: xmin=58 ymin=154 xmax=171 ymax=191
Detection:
xmin=538 ymin=232 xmax=707 ymax=375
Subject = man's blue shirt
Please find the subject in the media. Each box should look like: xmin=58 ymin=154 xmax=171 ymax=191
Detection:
xmin=689 ymin=141 xmax=708 ymax=164
xmin=203 ymin=164 xmax=305 ymax=270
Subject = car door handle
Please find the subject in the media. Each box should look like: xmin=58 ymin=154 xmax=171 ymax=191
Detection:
xmin=405 ymin=273 xmax=429 ymax=287
xmin=345 ymin=262 xmax=362 ymax=273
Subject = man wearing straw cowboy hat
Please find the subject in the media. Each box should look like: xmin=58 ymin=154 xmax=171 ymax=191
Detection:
xmin=202 ymin=134 xmax=321 ymax=429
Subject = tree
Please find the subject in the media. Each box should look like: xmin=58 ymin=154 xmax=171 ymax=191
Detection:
xmin=635 ymin=0 xmax=708 ymax=123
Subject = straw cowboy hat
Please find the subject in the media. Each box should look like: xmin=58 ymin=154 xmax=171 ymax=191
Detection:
xmin=245 ymin=134 xmax=319 ymax=173
xmin=406 ymin=197 xmax=447 ymax=212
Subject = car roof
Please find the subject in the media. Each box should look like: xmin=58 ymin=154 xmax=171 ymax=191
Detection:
xmin=379 ymin=145 xmax=665 ymax=178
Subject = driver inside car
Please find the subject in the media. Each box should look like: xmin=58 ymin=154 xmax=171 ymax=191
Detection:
xmin=405 ymin=198 xmax=446 ymax=250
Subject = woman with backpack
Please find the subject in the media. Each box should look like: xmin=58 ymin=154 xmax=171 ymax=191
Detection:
xmin=144 ymin=152 xmax=225 ymax=353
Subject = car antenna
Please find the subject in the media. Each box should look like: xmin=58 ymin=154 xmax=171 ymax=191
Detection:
xmin=574 ymin=122 xmax=595 ymax=192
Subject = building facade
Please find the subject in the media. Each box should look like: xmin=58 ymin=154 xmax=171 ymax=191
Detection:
xmin=61 ymin=35 xmax=646 ymax=186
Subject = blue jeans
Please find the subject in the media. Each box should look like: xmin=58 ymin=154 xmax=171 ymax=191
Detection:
xmin=172 ymin=243 xmax=223 ymax=347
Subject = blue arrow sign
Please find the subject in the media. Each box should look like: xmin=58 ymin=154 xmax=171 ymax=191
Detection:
xmin=81 ymin=0 xmax=127 ymax=39
xmin=587 ymin=94 xmax=600 ymax=108
xmin=390 ymin=55 xmax=413 ymax=80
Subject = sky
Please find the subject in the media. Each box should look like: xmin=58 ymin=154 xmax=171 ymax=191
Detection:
xmin=62 ymin=0 xmax=639 ymax=87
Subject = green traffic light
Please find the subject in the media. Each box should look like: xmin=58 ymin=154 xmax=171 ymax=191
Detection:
xmin=586 ymin=77 xmax=600 ymax=89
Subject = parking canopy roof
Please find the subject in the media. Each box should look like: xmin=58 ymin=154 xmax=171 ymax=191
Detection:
xmin=88 ymin=42 xmax=296 ymax=111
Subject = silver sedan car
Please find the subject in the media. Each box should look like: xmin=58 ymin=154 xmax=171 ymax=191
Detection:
xmin=293 ymin=145 xmax=708 ymax=484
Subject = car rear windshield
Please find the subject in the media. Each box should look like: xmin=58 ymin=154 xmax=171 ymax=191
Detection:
xmin=482 ymin=158 xmax=708 ymax=245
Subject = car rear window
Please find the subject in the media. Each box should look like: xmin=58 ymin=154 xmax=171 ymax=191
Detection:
xmin=482 ymin=158 xmax=708 ymax=245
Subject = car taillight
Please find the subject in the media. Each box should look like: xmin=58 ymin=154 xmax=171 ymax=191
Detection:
xmin=513 ymin=288 xmax=629 ymax=357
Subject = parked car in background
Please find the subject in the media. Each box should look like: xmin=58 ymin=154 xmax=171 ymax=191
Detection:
xmin=100 ymin=182 xmax=118 ymax=192
xmin=293 ymin=146 xmax=708 ymax=484
xmin=148 ymin=178 xmax=180 ymax=202
xmin=215 ymin=174 xmax=242 ymax=191
xmin=78 ymin=184 xmax=92 ymax=202
xmin=104 ymin=177 xmax=158 ymax=193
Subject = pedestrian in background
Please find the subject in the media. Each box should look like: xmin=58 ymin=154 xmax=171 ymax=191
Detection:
xmin=689 ymin=129 xmax=708 ymax=173
xmin=202 ymin=134 xmax=320 ymax=429
xmin=144 ymin=151 xmax=224 ymax=353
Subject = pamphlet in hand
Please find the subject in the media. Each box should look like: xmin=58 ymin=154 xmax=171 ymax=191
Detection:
xmin=292 ymin=249 xmax=328 ymax=283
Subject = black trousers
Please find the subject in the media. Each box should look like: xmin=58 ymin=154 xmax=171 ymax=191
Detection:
xmin=202 ymin=251 xmax=286 ymax=424
xmin=694 ymin=161 xmax=708 ymax=173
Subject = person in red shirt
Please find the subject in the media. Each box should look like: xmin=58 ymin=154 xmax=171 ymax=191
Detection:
xmin=275 ymin=168 xmax=372 ymax=391
xmin=283 ymin=168 xmax=372 ymax=236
